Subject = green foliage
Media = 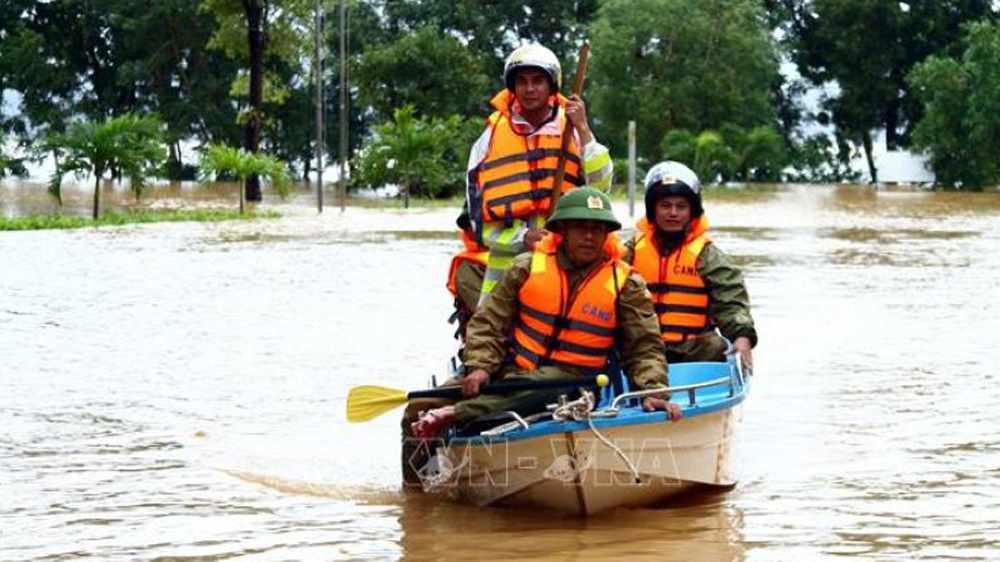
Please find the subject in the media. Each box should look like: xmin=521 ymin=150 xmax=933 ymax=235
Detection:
xmin=117 ymin=0 xmax=243 ymax=162
xmin=784 ymin=133 xmax=859 ymax=183
xmin=722 ymin=125 xmax=788 ymax=182
xmin=691 ymin=131 xmax=730 ymax=183
xmin=778 ymin=0 xmax=996 ymax=154
xmin=43 ymin=113 xmax=167 ymax=217
xmin=660 ymin=125 xmax=787 ymax=183
xmin=590 ymin=0 xmax=781 ymax=161
xmin=908 ymin=21 xmax=1000 ymax=189
xmin=609 ymin=156 xmax=649 ymax=192
xmin=200 ymin=0 xmax=313 ymax=106
xmin=199 ymin=144 xmax=292 ymax=197
xmin=353 ymin=26 xmax=491 ymax=121
xmin=202 ymin=0 xmax=312 ymax=61
xmin=0 ymin=208 xmax=280 ymax=231
xmin=200 ymin=0 xmax=316 ymax=198
xmin=0 ymin=1 xmax=110 ymax=130
xmin=660 ymin=130 xmax=697 ymax=169
xmin=378 ymin=0 xmax=599 ymax=79
xmin=353 ymin=105 xmax=477 ymax=204
xmin=0 ymin=141 xmax=27 ymax=177
xmin=0 ymin=0 xmax=241 ymax=174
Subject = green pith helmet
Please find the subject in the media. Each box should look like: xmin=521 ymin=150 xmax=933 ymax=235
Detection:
xmin=547 ymin=188 xmax=621 ymax=231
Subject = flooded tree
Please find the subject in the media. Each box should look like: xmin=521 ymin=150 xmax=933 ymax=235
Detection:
xmin=771 ymin=0 xmax=997 ymax=182
xmin=201 ymin=0 xmax=313 ymax=201
xmin=588 ymin=0 xmax=781 ymax=162
xmin=43 ymin=113 xmax=166 ymax=219
xmin=199 ymin=144 xmax=290 ymax=214
xmin=352 ymin=105 xmax=479 ymax=206
xmin=909 ymin=21 xmax=1000 ymax=190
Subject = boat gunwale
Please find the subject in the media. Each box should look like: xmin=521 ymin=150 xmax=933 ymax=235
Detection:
xmin=448 ymin=363 xmax=750 ymax=446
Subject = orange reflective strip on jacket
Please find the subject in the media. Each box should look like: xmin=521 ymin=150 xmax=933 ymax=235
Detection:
xmin=446 ymin=230 xmax=489 ymax=298
xmin=475 ymin=91 xmax=584 ymax=223
xmin=631 ymin=217 xmax=712 ymax=343
xmin=510 ymin=246 xmax=628 ymax=375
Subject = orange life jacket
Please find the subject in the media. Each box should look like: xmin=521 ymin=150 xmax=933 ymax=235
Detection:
xmin=510 ymin=236 xmax=629 ymax=376
xmin=631 ymin=216 xmax=713 ymax=343
xmin=446 ymin=230 xmax=489 ymax=299
xmin=473 ymin=90 xmax=583 ymax=224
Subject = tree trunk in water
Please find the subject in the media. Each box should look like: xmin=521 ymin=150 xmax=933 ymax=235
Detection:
xmin=92 ymin=170 xmax=102 ymax=220
xmin=168 ymin=141 xmax=182 ymax=179
xmin=861 ymin=130 xmax=877 ymax=184
xmin=884 ymin=96 xmax=900 ymax=151
xmin=244 ymin=0 xmax=263 ymax=202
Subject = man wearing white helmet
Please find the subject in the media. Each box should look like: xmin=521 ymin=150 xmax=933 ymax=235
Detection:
xmin=466 ymin=43 xmax=613 ymax=305
xmin=624 ymin=161 xmax=757 ymax=369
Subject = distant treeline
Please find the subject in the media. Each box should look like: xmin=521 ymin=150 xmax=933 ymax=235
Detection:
xmin=2 ymin=0 xmax=999 ymax=195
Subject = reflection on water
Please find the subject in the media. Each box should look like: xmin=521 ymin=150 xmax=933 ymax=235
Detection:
xmin=820 ymin=226 xmax=978 ymax=242
xmin=2 ymin=182 xmax=1000 ymax=560
xmin=396 ymin=489 xmax=745 ymax=562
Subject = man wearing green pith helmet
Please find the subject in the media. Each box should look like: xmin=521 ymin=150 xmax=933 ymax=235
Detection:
xmin=411 ymin=188 xmax=679 ymax=440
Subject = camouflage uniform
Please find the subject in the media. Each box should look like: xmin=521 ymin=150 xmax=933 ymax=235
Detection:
xmin=455 ymin=247 xmax=667 ymax=421
xmin=623 ymin=238 xmax=757 ymax=362
xmin=452 ymin=260 xmax=485 ymax=325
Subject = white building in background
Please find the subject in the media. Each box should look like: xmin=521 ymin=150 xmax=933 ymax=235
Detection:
xmin=874 ymin=150 xmax=935 ymax=185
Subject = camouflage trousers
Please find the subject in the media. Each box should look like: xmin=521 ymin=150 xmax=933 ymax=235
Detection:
xmin=664 ymin=331 xmax=729 ymax=364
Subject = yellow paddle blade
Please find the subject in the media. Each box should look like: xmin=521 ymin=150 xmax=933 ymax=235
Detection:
xmin=346 ymin=385 xmax=409 ymax=423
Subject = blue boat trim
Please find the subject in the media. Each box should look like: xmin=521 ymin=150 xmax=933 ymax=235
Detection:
xmin=448 ymin=360 xmax=750 ymax=447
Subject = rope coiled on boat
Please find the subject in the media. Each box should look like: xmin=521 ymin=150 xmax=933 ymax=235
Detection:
xmin=552 ymin=391 xmax=642 ymax=483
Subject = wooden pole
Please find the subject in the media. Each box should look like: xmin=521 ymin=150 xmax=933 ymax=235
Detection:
xmin=338 ymin=0 xmax=348 ymax=212
xmin=627 ymin=120 xmax=636 ymax=217
xmin=546 ymin=43 xmax=590 ymax=219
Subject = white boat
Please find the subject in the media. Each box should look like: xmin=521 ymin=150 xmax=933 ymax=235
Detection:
xmin=418 ymin=358 xmax=750 ymax=515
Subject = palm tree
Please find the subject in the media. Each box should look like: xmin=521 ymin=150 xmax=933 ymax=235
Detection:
xmin=355 ymin=105 xmax=449 ymax=208
xmin=45 ymin=113 xmax=166 ymax=219
xmin=199 ymin=144 xmax=290 ymax=214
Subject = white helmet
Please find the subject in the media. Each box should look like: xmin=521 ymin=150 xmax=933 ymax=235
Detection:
xmin=503 ymin=44 xmax=561 ymax=92
xmin=644 ymin=161 xmax=704 ymax=219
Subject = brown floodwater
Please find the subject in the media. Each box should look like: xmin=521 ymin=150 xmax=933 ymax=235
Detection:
xmin=2 ymin=181 xmax=999 ymax=560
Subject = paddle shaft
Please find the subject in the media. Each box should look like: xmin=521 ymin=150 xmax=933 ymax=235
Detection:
xmin=547 ymin=43 xmax=591 ymax=220
xmin=407 ymin=378 xmax=599 ymax=401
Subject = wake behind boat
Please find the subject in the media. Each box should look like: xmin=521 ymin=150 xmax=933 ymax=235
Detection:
xmin=417 ymin=357 xmax=750 ymax=515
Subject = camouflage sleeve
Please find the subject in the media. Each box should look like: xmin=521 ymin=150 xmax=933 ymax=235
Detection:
xmin=622 ymin=236 xmax=636 ymax=265
xmin=462 ymin=253 xmax=532 ymax=378
xmin=616 ymin=271 xmax=669 ymax=389
xmin=699 ymin=243 xmax=758 ymax=347
xmin=454 ymin=260 xmax=485 ymax=315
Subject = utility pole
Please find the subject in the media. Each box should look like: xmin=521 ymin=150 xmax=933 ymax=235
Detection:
xmin=338 ymin=0 xmax=348 ymax=212
xmin=314 ymin=0 xmax=324 ymax=213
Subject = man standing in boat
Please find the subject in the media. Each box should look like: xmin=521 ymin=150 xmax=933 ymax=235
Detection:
xmin=467 ymin=43 xmax=613 ymax=305
xmin=624 ymin=161 xmax=757 ymax=368
xmin=411 ymin=188 xmax=680 ymax=439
